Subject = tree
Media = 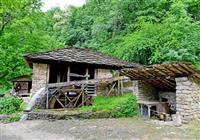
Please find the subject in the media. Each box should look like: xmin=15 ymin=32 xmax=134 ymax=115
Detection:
xmin=0 ymin=0 xmax=64 ymax=89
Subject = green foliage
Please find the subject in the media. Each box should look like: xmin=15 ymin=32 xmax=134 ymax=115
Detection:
xmin=80 ymin=94 xmax=138 ymax=117
xmin=1 ymin=0 xmax=200 ymax=89
xmin=0 ymin=96 xmax=23 ymax=114
xmin=0 ymin=1 xmax=64 ymax=89
xmin=110 ymin=94 xmax=138 ymax=117
xmin=60 ymin=0 xmax=200 ymax=67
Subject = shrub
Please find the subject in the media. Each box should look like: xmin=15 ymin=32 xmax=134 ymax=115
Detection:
xmin=110 ymin=94 xmax=138 ymax=117
xmin=80 ymin=93 xmax=139 ymax=118
xmin=0 ymin=96 xmax=23 ymax=114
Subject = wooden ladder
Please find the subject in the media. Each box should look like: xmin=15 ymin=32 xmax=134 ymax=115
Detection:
xmin=85 ymin=84 xmax=96 ymax=96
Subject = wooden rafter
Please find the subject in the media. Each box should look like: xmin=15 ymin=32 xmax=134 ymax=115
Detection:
xmin=121 ymin=62 xmax=200 ymax=90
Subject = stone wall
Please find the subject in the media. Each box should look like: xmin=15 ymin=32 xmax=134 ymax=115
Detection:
xmin=175 ymin=77 xmax=200 ymax=123
xmin=26 ymin=110 xmax=111 ymax=120
xmin=95 ymin=69 xmax=113 ymax=79
xmin=31 ymin=63 xmax=49 ymax=95
xmin=135 ymin=81 xmax=158 ymax=102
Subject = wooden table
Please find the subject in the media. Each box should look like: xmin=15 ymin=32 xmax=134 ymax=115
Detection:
xmin=138 ymin=101 xmax=168 ymax=118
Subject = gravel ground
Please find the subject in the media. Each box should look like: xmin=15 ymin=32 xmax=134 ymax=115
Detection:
xmin=0 ymin=118 xmax=199 ymax=140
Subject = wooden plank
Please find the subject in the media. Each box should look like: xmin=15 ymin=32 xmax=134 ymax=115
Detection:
xmin=78 ymin=96 xmax=90 ymax=108
xmin=152 ymin=80 xmax=171 ymax=90
xmin=154 ymin=66 xmax=174 ymax=76
xmin=73 ymin=91 xmax=83 ymax=108
xmin=69 ymin=73 xmax=90 ymax=78
xmin=67 ymin=66 xmax=70 ymax=82
xmin=144 ymin=80 xmax=165 ymax=90
xmin=55 ymin=96 xmax=65 ymax=108
xmin=107 ymin=82 xmax=116 ymax=96
xmin=47 ymin=76 xmax=126 ymax=88
xmin=172 ymin=64 xmax=189 ymax=74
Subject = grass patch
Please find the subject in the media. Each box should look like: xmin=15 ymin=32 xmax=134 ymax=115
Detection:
xmin=79 ymin=93 xmax=138 ymax=118
xmin=1 ymin=112 xmax=22 ymax=123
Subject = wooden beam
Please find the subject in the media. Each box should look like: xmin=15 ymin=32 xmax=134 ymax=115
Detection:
xmin=47 ymin=76 xmax=126 ymax=88
xmin=55 ymin=96 xmax=65 ymax=108
xmin=86 ymin=68 xmax=89 ymax=80
xmin=107 ymin=82 xmax=116 ymax=96
xmin=67 ymin=66 xmax=70 ymax=82
xmin=172 ymin=64 xmax=189 ymax=74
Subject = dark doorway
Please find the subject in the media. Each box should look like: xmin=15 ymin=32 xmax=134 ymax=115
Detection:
xmin=49 ymin=64 xmax=68 ymax=83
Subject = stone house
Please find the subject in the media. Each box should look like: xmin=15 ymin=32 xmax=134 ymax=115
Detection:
xmin=24 ymin=47 xmax=138 ymax=109
xmin=12 ymin=75 xmax=32 ymax=97
xmin=121 ymin=62 xmax=200 ymax=123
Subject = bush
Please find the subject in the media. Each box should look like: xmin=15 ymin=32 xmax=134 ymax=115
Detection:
xmin=80 ymin=93 xmax=139 ymax=118
xmin=0 ymin=96 xmax=23 ymax=114
xmin=110 ymin=94 xmax=138 ymax=117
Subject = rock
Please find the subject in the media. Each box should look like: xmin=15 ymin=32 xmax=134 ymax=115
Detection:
xmin=0 ymin=114 xmax=8 ymax=120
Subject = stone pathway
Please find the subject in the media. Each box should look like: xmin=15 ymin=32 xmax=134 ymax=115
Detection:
xmin=0 ymin=118 xmax=199 ymax=140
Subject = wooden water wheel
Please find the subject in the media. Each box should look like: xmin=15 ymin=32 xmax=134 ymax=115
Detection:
xmin=48 ymin=86 xmax=92 ymax=109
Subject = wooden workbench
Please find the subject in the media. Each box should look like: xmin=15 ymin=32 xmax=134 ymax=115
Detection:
xmin=138 ymin=101 xmax=170 ymax=118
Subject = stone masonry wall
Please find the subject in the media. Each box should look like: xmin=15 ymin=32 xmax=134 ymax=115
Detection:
xmin=96 ymin=69 xmax=113 ymax=79
xmin=136 ymin=81 xmax=158 ymax=102
xmin=31 ymin=63 xmax=49 ymax=95
xmin=176 ymin=77 xmax=200 ymax=123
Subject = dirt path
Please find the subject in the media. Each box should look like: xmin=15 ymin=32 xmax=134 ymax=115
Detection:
xmin=0 ymin=118 xmax=199 ymax=140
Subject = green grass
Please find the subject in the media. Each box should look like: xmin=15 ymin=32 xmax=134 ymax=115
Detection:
xmin=79 ymin=93 xmax=139 ymax=117
xmin=1 ymin=112 xmax=22 ymax=123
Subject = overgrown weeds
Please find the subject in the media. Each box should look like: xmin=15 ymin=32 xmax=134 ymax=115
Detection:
xmin=79 ymin=93 xmax=138 ymax=118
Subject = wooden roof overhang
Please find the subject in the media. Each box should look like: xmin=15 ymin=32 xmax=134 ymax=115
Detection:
xmin=120 ymin=62 xmax=200 ymax=91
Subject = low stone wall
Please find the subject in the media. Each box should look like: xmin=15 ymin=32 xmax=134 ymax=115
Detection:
xmin=26 ymin=110 xmax=111 ymax=120
xmin=176 ymin=77 xmax=200 ymax=123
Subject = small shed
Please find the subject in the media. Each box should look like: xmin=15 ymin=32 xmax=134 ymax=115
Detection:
xmin=121 ymin=62 xmax=200 ymax=123
xmin=12 ymin=75 xmax=32 ymax=97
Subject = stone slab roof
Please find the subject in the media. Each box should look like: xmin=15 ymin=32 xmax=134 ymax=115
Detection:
xmin=24 ymin=47 xmax=139 ymax=68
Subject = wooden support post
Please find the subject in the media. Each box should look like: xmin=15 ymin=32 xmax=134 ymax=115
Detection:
xmin=82 ymin=90 xmax=85 ymax=106
xmin=67 ymin=66 xmax=70 ymax=82
xmin=140 ymin=104 xmax=143 ymax=115
xmin=46 ymin=88 xmax=49 ymax=109
xmin=86 ymin=68 xmax=89 ymax=80
xmin=46 ymin=64 xmax=50 ymax=84
xmin=117 ymin=80 xmax=120 ymax=96
xmin=120 ymin=80 xmax=123 ymax=95
xmin=148 ymin=105 xmax=151 ymax=118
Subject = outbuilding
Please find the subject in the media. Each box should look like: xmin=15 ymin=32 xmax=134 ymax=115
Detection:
xmin=121 ymin=62 xmax=200 ymax=123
